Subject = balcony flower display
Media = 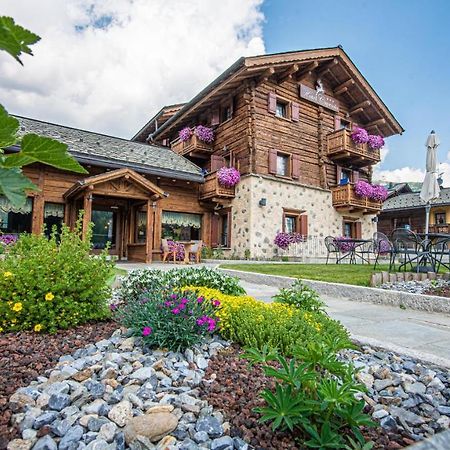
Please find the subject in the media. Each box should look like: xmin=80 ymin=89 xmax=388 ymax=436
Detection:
xmin=194 ymin=125 xmax=214 ymax=144
xmin=368 ymin=134 xmax=385 ymax=150
xmin=217 ymin=167 xmax=240 ymax=188
xmin=178 ymin=127 xmax=193 ymax=142
xmin=350 ymin=127 xmax=369 ymax=144
xmin=354 ymin=180 xmax=389 ymax=202
xmin=274 ymin=232 xmax=304 ymax=250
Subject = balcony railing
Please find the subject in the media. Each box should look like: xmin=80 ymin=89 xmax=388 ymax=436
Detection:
xmin=429 ymin=224 xmax=450 ymax=234
xmin=199 ymin=172 xmax=235 ymax=201
xmin=171 ymin=134 xmax=213 ymax=158
xmin=327 ymin=129 xmax=381 ymax=166
xmin=331 ymin=183 xmax=382 ymax=213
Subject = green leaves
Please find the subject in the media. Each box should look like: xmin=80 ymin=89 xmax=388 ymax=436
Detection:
xmin=0 ymin=16 xmax=40 ymax=64
xmin=4 ymin=134 xmax=87 ymax=173
xmin=0 ymin=167 xmax=37 ymax=208
xmin=0 ymin=104 xmax=19 ymax=148
xmin=241 ymin=345 xmax=278 ymax=366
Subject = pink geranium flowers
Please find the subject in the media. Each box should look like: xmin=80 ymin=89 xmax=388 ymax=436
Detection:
xmin=350 ymin=126 xmax=384 ymax=150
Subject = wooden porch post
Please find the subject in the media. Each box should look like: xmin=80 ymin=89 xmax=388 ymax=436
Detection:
xmin=31 ymin=194 xmax=44 ymax=234
xmin=145 ymin=199 xmax=154 ymax=263
xmin=82 ymin=191 xmax=93 ymax=240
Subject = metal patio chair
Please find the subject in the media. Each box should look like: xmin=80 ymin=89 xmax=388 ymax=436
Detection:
xmin=390 ymin=228 xmax=423 ymax=272
xmin=373 ymin=232 xmax=394 ymax=269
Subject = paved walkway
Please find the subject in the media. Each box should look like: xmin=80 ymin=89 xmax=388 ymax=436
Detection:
xmin=116 ymin=263 xmax=450 ymax=367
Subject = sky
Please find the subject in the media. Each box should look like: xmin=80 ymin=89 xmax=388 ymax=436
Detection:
xmin=1 ymin=0 xmax=449 ymax=185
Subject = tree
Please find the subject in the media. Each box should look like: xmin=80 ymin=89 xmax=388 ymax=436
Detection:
xmin=0 ymin=16 xmax=87 ymax=208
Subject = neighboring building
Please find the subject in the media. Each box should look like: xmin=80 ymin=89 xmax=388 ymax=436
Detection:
xmin=135 ymin=46 xmax=403 ymax=258
xmin=378 ymin=187 xmax=450 ymax=236
xmin=3 ymin=46 xmax=403 ymax=261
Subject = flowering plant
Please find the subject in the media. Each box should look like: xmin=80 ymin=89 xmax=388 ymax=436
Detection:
xmin=0 ymin=234 xmax=17 ymax=246
xmin=217 ymin=167 xmax=240 ymax=188
xmin=354 ymin=180 xmax=388 ymax=202
xmin=167 ymin=240 xmax=185 ymax=261
xmin=114 ymin=288 xmax=219 ymax=351
xmin=367 ymin=134 xmax=384 ymax=150
xmin=178 ymin=127 xmax=193 ymax=142
xmin=194 ymin=125 xmax=214 ymax=143
xmin=370 ymin=184 xmax=389 ymax=202
xmin=274 ymin=232 xmax=304 ymax=250
xmin=334 ymin=237 xmax=356 ymax=252
xmin=350 ymin=127 xmax=369 ymax=144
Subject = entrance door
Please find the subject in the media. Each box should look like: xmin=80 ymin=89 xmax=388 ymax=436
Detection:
xmin=92 ymin=209 xmax=118 ymax=253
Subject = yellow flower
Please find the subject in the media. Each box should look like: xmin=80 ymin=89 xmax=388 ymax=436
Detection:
xmin=45 ymin=292 xmax=55 ymax=301
xmin=0 ymin=326 xmax=3 ymax=333
xmin=12 ymin=302 xmax=22 ymax=312
xmin=34 ymin=324 xmax=43 ymax=332
xmin=3 ymin=271 xmax=12 ymax=278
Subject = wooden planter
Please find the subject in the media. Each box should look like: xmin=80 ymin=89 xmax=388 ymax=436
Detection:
xmin=332 ymin=183 xmax=382 ymax=213
xmin=171 ymin=134 xmax=213 ymax=158
xmin=199 ymin=173 xmax=235 ymax=201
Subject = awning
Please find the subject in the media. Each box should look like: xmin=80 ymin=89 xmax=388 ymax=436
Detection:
xmin=0 ymin=196 xmax=32 ymax=214
xmin=162 ymin=211 xmax=202 ymax=228
xmin=44 ymin=203 xmax=64 ymax=218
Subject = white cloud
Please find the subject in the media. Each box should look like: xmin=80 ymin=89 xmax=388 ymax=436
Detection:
xmin=0 ymin=0 xmax=265 ymax=138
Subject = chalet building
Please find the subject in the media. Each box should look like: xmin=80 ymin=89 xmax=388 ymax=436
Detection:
xmin=3 ymin=47 xmax=403 ymax=261
xmin=134 ymin=46 xmax=403 ymax=258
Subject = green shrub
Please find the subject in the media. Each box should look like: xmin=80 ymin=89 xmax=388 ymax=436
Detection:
xmin=118 ymin=266 xmax=246 ymax=302
xmin=273 ymin=280 xmax=325 ymax=313
xmin=0 ymin=221 xmax=113 ymax=333
xmin=114 ymin=288 xmax=220 ymax=352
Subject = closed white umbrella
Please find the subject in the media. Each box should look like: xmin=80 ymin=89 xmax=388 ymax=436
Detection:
xmin=420 ymin=130 xmax=441 ymax=235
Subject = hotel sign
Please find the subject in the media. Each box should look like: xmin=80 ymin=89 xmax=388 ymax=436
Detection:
xmin=299 ymin=84 xmax=340 ymax=112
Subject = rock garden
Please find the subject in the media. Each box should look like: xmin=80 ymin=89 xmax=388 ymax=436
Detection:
xmin=1 ymin=226 xmax=450 ymax=450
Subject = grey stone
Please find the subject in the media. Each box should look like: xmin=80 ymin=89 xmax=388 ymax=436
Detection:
xmin=374 ymin=379 xmax=394 ymax=391
xmin=438 ymin=406 xmax=450 ymax=416
xmin=99 ymin=422 xmax=117 ymax=443
xmin=210 ymin=436 xmax=234 ymax=450
xmin=193 ymin=431 xmax=209 ymax=443
xmin=195 ymin=356 xmax=208 ymax=370
xmin=43 ymin=382 xmax=69 ymax=396
xmin=405 ymin=382 xmax=427 ymax=395
xmin=50 ymin=418 xmax=72 ymax=437
xmin=372 ymin=409 xmax=389 ymax=420
xmin=32 ymin=435 xmax=57 ymax=450
xmin=85 ymin=440 xmax=112 ymax=450
xmin=233 ymin=437 xmax=249 ymax=450
xmin=380 ymin=415 xmax=398 ymax=430
xmin=391 ymin=407 xmax=425 ymax=426
xmin=86 ymin=382 xmax=105 ymax=399
xmin=115 ymin=432 xmax=125 ymax=450
xmin=130 ymin=367 xmax=154 ymax=381
xmin=33 ymin=412 xmax=58 ymax=429
xmin=87 ymin=417 xmax=110 ymax=432
xmin=48 ymin=393 xmax=71 ymax=411
xmin=195 ymin=415 xmax=223 ymax=438
xmin=82 ymin=399 xmax=107 ymax=415
xmin=59 ymin=425 xmax=84 ymax=450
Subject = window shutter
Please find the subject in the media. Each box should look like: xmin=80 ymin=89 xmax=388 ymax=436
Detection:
xmin=336 ymin=165 xmax=342 ymax=185
xmin=292 ymin=154 xmax=300 ymax=179
xmin=211 ymin=109 xmax=220 ymax=126
xmin=211 ymin=214 xmax=220 ymax=247
xmin=268 ymin=92 xmax=277 ymax=114
xmin=334 ymin=116 xmax=341 ymax=131
xmin=210 ymin=155 xmax=225 ymax=172
xmin=353 ymin=170 xmax=360 ymax=183
xmin=355 ymin=222 xmax=362 ymax=239
xmin=299 ymin=214 xmax=308 ymax=238
xmin=291 ymin=102 xmax=300 ymax=122
xmin=268 ymin=149 xmax=278 ymax=175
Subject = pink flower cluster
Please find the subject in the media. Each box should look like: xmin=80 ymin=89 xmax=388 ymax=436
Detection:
xmin=274 ymin=232 xmax=304 ymax=250
xmin=354 ymin=180 xmax=388 ymax=202
xmin=142 ymin=326 xmax=152 ymax=336
xmin=217 ymin=167 xmax=240 ymax=188
xmin=0 ymin=234 xmax=18 ymax=246
xmin=196 ymin=315 xmax=217 ymax=332
xmin=335 ymin=237 xmax=356 ymax=252
xmin=167 ymin=240 xmax=185 ymax=261
xmin=178 ymin=127 xmax=193 ymax=142
xmin=350 ymin=126 xmax=384 ymax=150
xmin=194 ymin=125 xmax=214 ymax=143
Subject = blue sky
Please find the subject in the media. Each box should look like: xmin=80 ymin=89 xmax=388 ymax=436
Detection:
xmin=261 ymin=0 xmax=450 ymax=177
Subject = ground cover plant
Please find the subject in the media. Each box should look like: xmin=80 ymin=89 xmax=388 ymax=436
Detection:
xmin=0 ymin=220 xmax=113 ymax=333
xmin=221 ymin=263 xmax=392 ymax=286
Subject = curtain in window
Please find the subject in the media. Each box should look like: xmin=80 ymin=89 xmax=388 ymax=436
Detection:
xmin=162 ymin=212 xmax=202 ymax=228
xmin=44 ymin=203 xmax=64 ymax=218
xmin=0 ymin=196 xmax=32 ymax=214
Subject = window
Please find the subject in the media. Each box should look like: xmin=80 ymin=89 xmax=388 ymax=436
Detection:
xmin=282 ymin=209 xmax=308 ymax=237
xmin=43 ymin=203 xmax=64 ymax=238
xmin=136 ymin=211 xmax=147 ymax=243
xmin=284 ymin=215 xmax=297 ymax=234
xmin=339 ymin=118 xmax=352 ymax=130
xmin=221 ymin=103 xmax=233 ymax=122
xmin=220 ymin=213 xmax=229 ymax=247
xmin=343 ymin=220 xmax=362 ymax=238
xmin=162 ymin=211 xmax=202 ymax=241
xmin=340 ymin=168 xmax=352 ymax=184
xmin=275 ymin=100 xmax=288 ymax=118
xmin=277 ymin=153 xmax=290 ymax=177
xmin=343 ymin=222 xmax=353 ymax=238
xmin=435 ymin=212 xmax=446 ymax=225
xmin=0 ymin=196 xmax=32 ymax=235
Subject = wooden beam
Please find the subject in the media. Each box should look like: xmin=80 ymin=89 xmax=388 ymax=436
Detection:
xmin=278 ymin=64 xmax=299 ymax=84
xmin=145 ymin=200 xmax=153 ymax=263
xmin=258 ymin=67 xmax=275 ymax=83
xmin=294 ymin=61 xmax=319 ymax=81
xmin=318 ymin=58 xmax=338 ymax=77
xmin=366 ymin=118 xmax=386 ymax=128
xmin=334 ymin=79 xmax=355 ymax=95
xmin=81 ymin=192 xmax=92 ymax=240
xmin=349 ymin=107 xmax=364 ymax=116
xmin=350 ymin=100 xmax=371 ymax=114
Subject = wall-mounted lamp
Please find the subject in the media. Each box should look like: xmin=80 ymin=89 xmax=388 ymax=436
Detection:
xmin=259 ymin=198 xmax=267 ymax=207
xmin=371 ymin=216 xmax=379 ymax=223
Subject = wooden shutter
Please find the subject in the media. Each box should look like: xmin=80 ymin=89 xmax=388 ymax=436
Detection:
xmin=299 ymin=214 xmax=308 ymax=238
xmin=268 ymin=92 xmax=277 ymax=114
xmin=334 ymin=116 xmax=341 ymax=131
xmin=211 ymin=214 xmax=220 ymax=247
xmin=268 ymin=149 xmax=278 ymax=174
xmin=211 ymin=109 xmax=220 ymax=126
xmin=210 ymin=155 xmax=225 ymax=172
xmin=353 ymin=170 xmax=360 ymax=183
xmin=291 ymin=102 xmax=300 ymax=122
xmin=355 ymin=222 xmax=362 ymax=239
xmin=292 ymin=154 xmax=301 ymax=179
xmin=336 ymin=165 xmax=342 ymax=185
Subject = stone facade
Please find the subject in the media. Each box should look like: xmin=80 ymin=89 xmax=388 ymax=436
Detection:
xmin=228 ymin=174 xmax=377 ymax=259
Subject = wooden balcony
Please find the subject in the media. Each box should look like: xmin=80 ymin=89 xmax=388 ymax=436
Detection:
xmin=199 ymin=173 xmax=235 ymax=202
xmin=171 ymin=134 xmax=213 ymax=159
xmin=429 ymin=224 xmax=450 ymax=234
xmin=327 ymin=129 xmax=381 ymax=166
xmin=332 ymin=183 xmax=382 ymax=214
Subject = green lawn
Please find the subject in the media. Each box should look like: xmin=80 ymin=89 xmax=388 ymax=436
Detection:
xmin=221 ymin=263 xmax=391 ymax=286
xmin=107 ymin=266 xmax=128 ymax=286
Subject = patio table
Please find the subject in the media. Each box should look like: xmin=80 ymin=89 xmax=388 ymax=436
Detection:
xmin=177 ymin=240 xmax=196 ymax=264
xmin=336 ymin=238 xmax=372 ymax=264
xmin=416 ymin=233 xmax=450 ymax=272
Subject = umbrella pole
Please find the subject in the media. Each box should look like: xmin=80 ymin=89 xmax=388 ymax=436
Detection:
xmin=425 ymin=202 xmax=431 ymax=236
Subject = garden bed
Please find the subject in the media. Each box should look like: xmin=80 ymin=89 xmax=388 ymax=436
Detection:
xmin=381 ymin=279 xmax=450 ymax=298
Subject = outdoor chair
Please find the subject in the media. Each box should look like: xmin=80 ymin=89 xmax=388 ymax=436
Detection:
xmin=161 ymin=238 xmax=176 ymax=263
xmin=356 ymin=240 xmax=374 ymax=264
xmin=189 ymin=240 xmax=203 ymax=264
xmin=324 ymin=236 xmax=340 ymax=264
xmin=373 ymin=232 xmax=394 ymax=269
xmin=390 ymin=228 xmax=423 ymax=272
xmin=431 ymin=236 xmax=450 ymax=273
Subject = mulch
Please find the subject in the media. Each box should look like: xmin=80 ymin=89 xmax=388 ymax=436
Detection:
xmin=199 ymin=346 xmax=415 ymax=450
xmin=424 ymin=286 xmax=450 ymax=298
xmin=0 ymin=321 xmax=118 ymax=449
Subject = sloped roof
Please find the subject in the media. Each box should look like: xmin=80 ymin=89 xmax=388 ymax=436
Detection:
xmin=382 ymin=188 xmax=450 ymax=211
xmin=13 ymin=116 xmax=203 ymax=182
xmin=150 ymin=46 xmax=403 ymax=140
